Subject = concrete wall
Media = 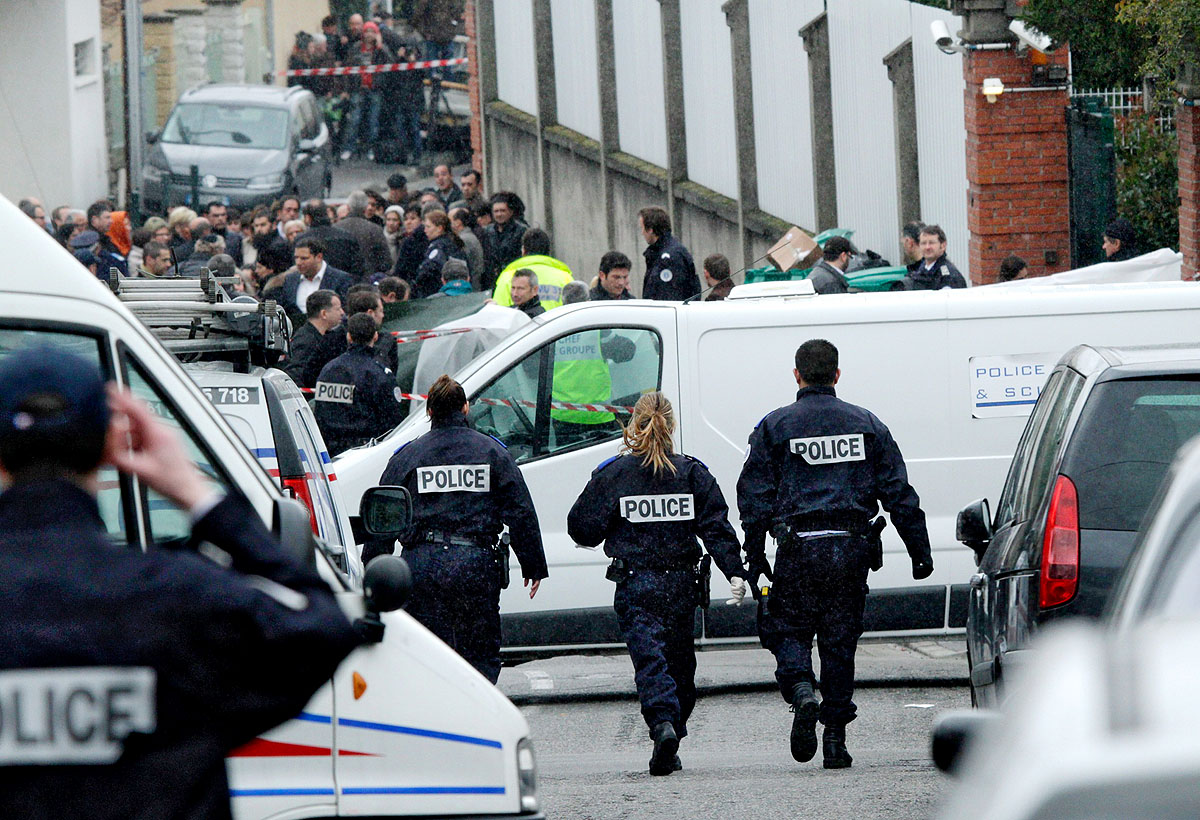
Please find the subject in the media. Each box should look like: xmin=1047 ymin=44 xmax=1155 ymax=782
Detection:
xmin=0 ymin=0 xmax=108 ymax=208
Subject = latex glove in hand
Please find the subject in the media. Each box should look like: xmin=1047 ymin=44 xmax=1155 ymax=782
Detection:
xmin=725 ymin=577 xmax=747 ymax=606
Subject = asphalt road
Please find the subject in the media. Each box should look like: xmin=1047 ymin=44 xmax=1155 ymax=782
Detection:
xmin=523 ymin=685 xmax=966 ymax=820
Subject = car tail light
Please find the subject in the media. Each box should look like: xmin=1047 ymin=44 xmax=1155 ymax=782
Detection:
xmin=1040 ymin=474 xmax=1079 ymax=609
xmin=281 ymin=476 xmax=320 ymax=535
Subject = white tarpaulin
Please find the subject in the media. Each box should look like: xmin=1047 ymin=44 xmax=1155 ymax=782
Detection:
xmin=987 ymin=249 xmax=1186 ymax=287
xmin=409 ymin=304 xmax=531 ymax=417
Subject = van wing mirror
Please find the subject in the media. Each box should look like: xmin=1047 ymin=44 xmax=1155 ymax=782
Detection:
xmin=298 ymin=137 xmax=317 ymax=152
xmin=359 ymin=486 xmax=413 ymax=537
xmin=956 ymin=498 xmax=993 ymax=557
xmin=931 ymin=710 xmax=999 ymax=775
xmin=364 ymin=555 xmax=412 ymax=612
xmin=272 ymin=497 xmax=318 ymax=569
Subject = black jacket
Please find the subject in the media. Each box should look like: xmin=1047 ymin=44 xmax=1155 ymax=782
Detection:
xmin=413 ymin=234 xmax=466 ymax=298
xmin=483 ymin=220 xmax=527 ymax=291
xmin=279 ymin=321 xmax=346 ymax=389
xmin=392 ymin=226 xmax=429 ymax=282
xmin=642 ymin=233 xmax=700 ymax=301
xmin=253 ymin=232 xmax=292 ymax=274
xmin=298 ymin=225 xmax=367 ymax=280
xmin=337 ymin=216 xmax=393 ymax=281
xmin=0 ymin=480 xmax=358 ymax=820
xmin=515 ymin=296 xmax=545 ymax=318
xmin=380 ymin=414 xmax=548 ymax=579
xmin=568 ymin=453 xmax=745 ymax=581
xmin=736 ymin=385 xmax=932 ymax=567
xmin=313 ymin=344 xmax=406 ymax=455
xmin=589 ymin=284 xmax=632 ymax=301
xmin=903 ymin=254 xmax=966 ymax=290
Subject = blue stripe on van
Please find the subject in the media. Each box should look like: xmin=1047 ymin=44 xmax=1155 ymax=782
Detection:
xmin=230 ymin=786 xmax=506 ymax=797
xmin=251 ymin=447 xmax=277 ymax=458
xmin=294 ymin=712 xmax=502 ymax=749
xmin=976 ymin=399 xmax=1039 ymax=408
xmin=230 ymin=788 xmax=335 ymax=797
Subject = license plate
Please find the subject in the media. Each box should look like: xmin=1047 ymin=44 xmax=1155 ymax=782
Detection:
xmin=202 ymin=386 xmax=261 ymax=405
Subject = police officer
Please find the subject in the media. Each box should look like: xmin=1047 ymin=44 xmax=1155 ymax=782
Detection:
xmin=735 ymin=339 xmax=933 ymax=769
xmin=379 ymin=375 xmax=548 ymax=683
xmin=638 ymin=206 xmax=700 ymax=301
xmin=0 ymin=348 xmax=359 ymax=816
xmin=568 ymin=392 xmax=745 ymax=776
xmin=313 ymin=313 xmax=405 ymax=456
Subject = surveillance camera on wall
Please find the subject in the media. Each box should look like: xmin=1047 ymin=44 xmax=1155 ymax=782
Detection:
xmin=1009 ymin=20 xmax=1053 ymax=53
xmin=930 ymin=19 xmax=959 ymax=54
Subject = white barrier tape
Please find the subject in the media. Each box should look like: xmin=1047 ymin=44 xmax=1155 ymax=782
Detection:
xmin=281 ymin=57 xmax=468 ymax=77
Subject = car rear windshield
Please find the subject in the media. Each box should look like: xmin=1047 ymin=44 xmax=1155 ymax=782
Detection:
xmin=162 ymin=103 xmax=289 ymax=150
xmin=1062 ymin=377 xmax=1200 ymax=531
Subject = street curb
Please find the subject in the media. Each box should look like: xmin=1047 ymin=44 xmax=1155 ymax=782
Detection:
xmin=505 ymin=676 xmax=967 ymax=707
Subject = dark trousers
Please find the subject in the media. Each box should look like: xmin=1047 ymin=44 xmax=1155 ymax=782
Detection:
xmin=402 ymin=542 xmax=502 ymax=683
xmin=758 ymin=533 xmax=869 ymax=728
xmin=614 ymin=570 xmax=697 ymax=739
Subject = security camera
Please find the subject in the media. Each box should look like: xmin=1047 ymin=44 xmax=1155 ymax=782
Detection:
xmin=1009 ymin=20 xmax=1053 ymax=53
xmin=930 ymin=19 xmax=963 ymax=55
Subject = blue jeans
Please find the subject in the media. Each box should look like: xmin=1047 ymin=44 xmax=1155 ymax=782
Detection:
xmin=342 ymin=89 xmax=381 ymax=155
xmin=424 ymin=40 xmax=455 ymax=82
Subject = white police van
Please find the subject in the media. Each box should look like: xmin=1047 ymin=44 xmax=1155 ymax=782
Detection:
xmin=336 ymin=278 xmax=1200 ymax=654
xmin=0 ymin=196 xmax=541 ymax=819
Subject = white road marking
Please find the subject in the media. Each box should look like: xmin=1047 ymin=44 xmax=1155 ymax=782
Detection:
xmin=904 ymin=703 xmax=935 ymax=709
xmin=524 ymin=670 xmax=554 ymax=691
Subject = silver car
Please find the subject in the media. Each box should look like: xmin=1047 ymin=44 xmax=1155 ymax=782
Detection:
xmin=142 ymin=84 xmax=331 ymax=212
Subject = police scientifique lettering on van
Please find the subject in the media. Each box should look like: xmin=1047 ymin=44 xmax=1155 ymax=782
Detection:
xmin=620 ymin=494 xmax=695 ymax=523
xmin=0 ymin=667 xmax=156 ymax=765
xmin=790 ymin=434 xmax=866 ymax=465
xmin=416 ymin=464 xmax=491 ymax=493
xmin=314 ymin=382 xmax=355 ymax=404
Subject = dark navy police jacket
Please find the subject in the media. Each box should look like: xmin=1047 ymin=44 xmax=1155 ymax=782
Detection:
xmin=642 ymin=233 xmax=700 ymax=301
xmin=380 ymin=414 xmax=548 ymax=579
xmin=736 ymin=385 xmax=932 ymax=565
xmin=0 ymin=480 xmax=360 ymax=820
xmin=313 ymin=343 xmax=405 ymax=455
xmin=567 ymin=453 xmax=745 ymax=581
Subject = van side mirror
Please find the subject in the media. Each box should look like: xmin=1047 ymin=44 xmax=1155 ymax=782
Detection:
xmin=355 ymin=555 xmax=412 ymax=643
xmin=145 ymin=130 xmax=159 ymax=144
xmin=359 ymin=486 xmax=413 ymax=537
xmin=272 ymin=497 xmax=317 ymax=569
xmin=931 ymin=710 xmax=999 ymax=775
xmin=956 ymin=498 xmax=993 ymax=559
xmin=298 ymin=137 xmax=317 ymax=153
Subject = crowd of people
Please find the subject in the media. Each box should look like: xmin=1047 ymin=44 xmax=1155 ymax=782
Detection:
xmin=287 ymin=2 xmax=464 ymax=164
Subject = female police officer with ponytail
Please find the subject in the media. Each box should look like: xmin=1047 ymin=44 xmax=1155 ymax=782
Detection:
xmin=378 ymin=375 xmax=547 ymax=683
xmin=567 ymin=392 xmax=746 ymax=776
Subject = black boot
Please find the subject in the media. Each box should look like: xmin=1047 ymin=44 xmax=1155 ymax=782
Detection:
xmin=823 ymin=725 xmax=853 ymax=769
xmin=789 ymin=682 xmax=820 ymax=763
xmin=648 ymin=721 xmax=679 ymax=776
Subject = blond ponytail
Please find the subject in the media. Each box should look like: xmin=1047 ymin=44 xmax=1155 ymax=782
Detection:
xmin=621 ymin=392 xmax=677 ymax=475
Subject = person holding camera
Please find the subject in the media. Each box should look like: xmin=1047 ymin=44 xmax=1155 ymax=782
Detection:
xmin=736 ymin=339 xmax=933 ymax=771
xmin=567 ymin=392 xmax=746 ymax=777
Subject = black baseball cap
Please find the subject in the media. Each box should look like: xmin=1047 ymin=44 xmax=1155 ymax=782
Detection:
xmin=0 ymin=348 xmax=109 ymax=442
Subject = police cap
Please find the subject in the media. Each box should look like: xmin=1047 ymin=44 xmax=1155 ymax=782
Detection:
xmin=0 ymin=347 xmax=109 ymax=441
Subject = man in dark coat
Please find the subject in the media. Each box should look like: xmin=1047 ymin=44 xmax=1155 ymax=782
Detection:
xmin=638 ymin=206 xmax=699 ymax=301
xmin=297 ymin=200 xmax=366 ymax=280
xmin=279 ymin=289 xmax=347 ymax=389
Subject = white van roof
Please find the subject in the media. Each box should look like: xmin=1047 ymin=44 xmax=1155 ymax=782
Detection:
xmin=0 ymin=195 xmax=118 ymax=304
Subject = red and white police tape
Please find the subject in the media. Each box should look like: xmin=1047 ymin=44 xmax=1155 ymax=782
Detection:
xmin=300 ymin=386 xmax=633 ymax=415
xmin=280 ymin=57 xmax=468 ymax=77
xmin=390 ymin=327 xmax=475 ymax=344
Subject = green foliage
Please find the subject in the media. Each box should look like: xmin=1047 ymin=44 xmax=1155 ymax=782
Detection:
xmin=1023 ymin=0 xmax=1150 ymax=88
xmin=1117 ymin=0 xmax=1200 ymax=98
xmin=1115 ymin=114 xmax=1179 ymax=252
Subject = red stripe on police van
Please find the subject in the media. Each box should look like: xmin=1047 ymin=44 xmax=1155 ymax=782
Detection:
xmin=230 ymin=738 xmax=375 ymax=757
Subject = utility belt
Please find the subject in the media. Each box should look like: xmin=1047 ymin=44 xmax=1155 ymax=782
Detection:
xmin=411 ymin=529 xmax=512 ymax=588
xmin=606 ymin=554 xmax=713 ymax=609
xmin=772 ymin=516 xmax=888 ymax=572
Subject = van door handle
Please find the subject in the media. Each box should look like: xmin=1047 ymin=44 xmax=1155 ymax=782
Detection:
xmin=969 ymin=573 xmax=987 ymax=590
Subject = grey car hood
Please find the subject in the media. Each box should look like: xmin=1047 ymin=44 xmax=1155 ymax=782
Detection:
xmin=153 ymin=142 xmax=286 ymax=178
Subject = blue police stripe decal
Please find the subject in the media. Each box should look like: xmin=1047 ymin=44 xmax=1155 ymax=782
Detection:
xmin=251 ymin=447 xmax=277 ymax=458
xmin=296 ymin=712 xmax=503 ymax=749
xmin=232 ymin=786 xmax=505 ymax=797
xmin=596 ymin=455 xmax=618 ymax=472
xmin=488 ymin=434 xmax=507 ymax=449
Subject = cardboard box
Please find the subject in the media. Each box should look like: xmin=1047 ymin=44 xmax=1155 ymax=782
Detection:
xmin=767 ymin=226 xmax=821 ymax=271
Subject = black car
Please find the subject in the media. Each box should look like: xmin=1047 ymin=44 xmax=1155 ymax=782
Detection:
xmin=957 ymin=343 xmax=1200 ymax=706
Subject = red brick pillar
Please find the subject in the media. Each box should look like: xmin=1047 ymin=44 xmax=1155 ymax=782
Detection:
xmin=1179 ymin=103 xmax=1200 ymax=279
xmin=963 ymin=47 xmax=1071 ymax=284
xmin=464 ymin=1 xmax=483 ymax=172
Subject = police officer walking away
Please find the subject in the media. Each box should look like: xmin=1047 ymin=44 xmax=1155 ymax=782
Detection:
xmin=736 ymin=340 xmax=933 ymax=769
xmin=379 ymin=375 xmax=548 ymax=683
xmin=568 ymin=393 xmax=746 ymax=776
xmin=313 ymin=313 xmax=406 ymax=456
xmin=0 ymin=348 xmax=359 ymax=817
